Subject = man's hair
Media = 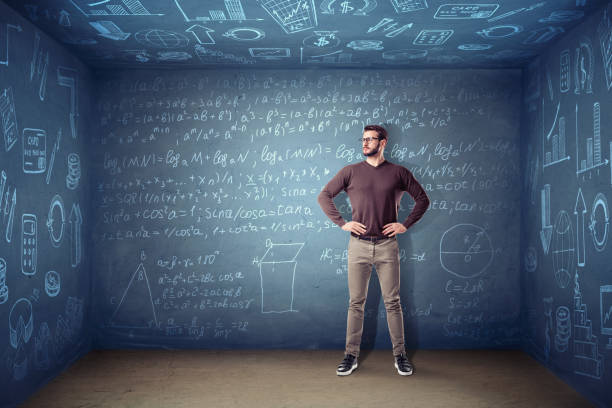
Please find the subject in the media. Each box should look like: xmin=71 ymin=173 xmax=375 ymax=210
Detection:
xmin=363 ymin=124 xmax=388 ymax=140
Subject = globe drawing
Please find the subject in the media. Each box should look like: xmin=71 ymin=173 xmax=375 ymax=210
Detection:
xmin=135 ymin=29 xmax=189 ymax=49
xmin=551 ymin=210 xmax=574 ymax=288
xmin=440 ymin=223 xmax=493 ymax=279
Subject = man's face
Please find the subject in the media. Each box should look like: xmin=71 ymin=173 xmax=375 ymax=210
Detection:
xmin=362 ymin=130 xmax=384 ymax=157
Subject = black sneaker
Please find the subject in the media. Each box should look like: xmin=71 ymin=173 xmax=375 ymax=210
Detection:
xmin=394 ymin=353 xmax=413 ymax=376
xmin=336 ymin=354 xmax=358 ymax=376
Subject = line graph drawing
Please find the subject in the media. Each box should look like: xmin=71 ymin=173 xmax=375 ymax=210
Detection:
xmin=439 ymin=223 xmax=493 ymax=279
xmin=110 ymin=250 xmax=158 ymax=328
xmin=391 ymin=0 xmax=427 ymax=13
xmin=175 ymin=0 xmax=262 ymax=22
xmin=0 ymin=23 xmax=22 ymax=67
xmin=540 ymin=184 xmax=552 ymax=255
xmin=542 ymin=100 xmax=569 ymax=168
xmin=257 ymin=239 xmax=304 ymax=313
xmin=600 ymin=285 xmax=612 ymax=349
xmin=69 ymin=0 xmax=163 ymax=16
xmin=259 ymin=0 xmax=318 ymax=34
xmin=300 ymin=47 xmax=354 ymax=64
xmin=57 ymin=67 xmax=79 ymax=139
xmin=588 ymin=192 xmax=608 ymax=252
xmin=320 ymin=0 xmax=377 ymax=15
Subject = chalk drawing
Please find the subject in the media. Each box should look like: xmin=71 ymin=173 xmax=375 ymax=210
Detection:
xmin=538 ymin=9 xmax=584 ymax=23
xmin=347 ymin=40 xmax=383 ymax=50
xmin=552 ymin=209 xmax=574 ymax=288
xmin=574 ymin=37 xmax=594 ymax=95
xmin=302 ymin=31 xmax=340 ymax=48
xmin=89 ymin=21 xmax=131 ymax=40
xmin=588 ymin=192 xmax=608 ymax=252
xmin=47 ymin=194 xmax=65 ymax=248
xmin=135 ymin=29 xmax=189 ymax=48
xmin=542 ymin=100 xmax=569 ymax=168
xmin=486 ymin=1 xmax=545 ymax=22
xmin=560 ymin=49 xmax=571 ymax=93
xmin=30 ymin=32 xmax=49 ymax=101
xmin=257 ymin=239 xmax=304 ymax=313
xmin=555 ymin=306 xmax=570 ymax=352
xmin=574 ymin=270 xmax=604 ymax=379
xmin=45 ymin=271 xmax=60 ymax=297
xmin=0 ymin=23 xmax=22 ymax=67
xmin=600 ymin=285 xmax=612 ymax=349
xmin=413 ymin=29 xmax=453 ymax=45
xmin=0 ymin=86 xmax=18 ymax=151
xmin=249 ymin=48 xmax=291 ymax=59
xmin=390 ymin=0 xmax=427 ymax=13
xmin=0 ymin=257 xmax=7 ymax=304
xmin=57 ymin=67 xmax=79 ymax=139
xmin=597 ymin=6 xmax=612 ymax=90
xmin=21 ymin=214 xmax=37 ymax=276
xmin=321 ymin=0 xmax=377 ymax=15
xmin=477 ymin=24 xmax=522 ymax=39
xmin=70 ymin=202 xmax=82 ymax=267
xmin=66 ymin=153 xmax=81 ymax=190
xmin=69 ymin=0 xmax=163 ymax=16
xmin=34 ymin=322 xmax=51 ymax=370
xmin=110 ymin=250 xmax=158 ymax=328
xmin=439 ymin=223 xmax=493 ymax=279
xmin=259 ymin=0 xmax=318 ymax=34
xmin=576 ymin=103 xmax=608 ymax=177
xmin=222 ymin=27 xmax=265 ymax=41
xmin=22 ymin=128 xmax=47 ymax=174
xmin=46 ymin=128 xmax=61 ymax=185
xmin=185 ymin=25 xmax=215 ymax=44
xmin=434 ymin=4 xmax=499 ymax=19
xmin=540 ymin=184 xmax=552 ymax=255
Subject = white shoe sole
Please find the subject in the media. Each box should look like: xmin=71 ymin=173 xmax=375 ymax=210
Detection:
xmin=336 ymin=362 xmax=358 ymax=376
xmin=395 ymin=362 xmax=413 ymax=376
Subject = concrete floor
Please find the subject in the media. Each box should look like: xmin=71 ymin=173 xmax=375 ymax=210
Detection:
xmin=22 ymin=349 xmax=593 ymax=408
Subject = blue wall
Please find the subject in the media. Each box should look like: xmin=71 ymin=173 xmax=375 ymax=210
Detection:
xmin=521 ymin=3 xmax=612 ymax=407
xmin=0 ymin=2 xmax=92 ymax=407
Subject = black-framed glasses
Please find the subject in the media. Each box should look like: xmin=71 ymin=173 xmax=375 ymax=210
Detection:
xmin=360 ymin=137 xmax=380 ymax=143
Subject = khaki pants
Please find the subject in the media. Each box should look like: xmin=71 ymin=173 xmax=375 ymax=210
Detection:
xmin=346 ymin=235 xmax=405 ymax=357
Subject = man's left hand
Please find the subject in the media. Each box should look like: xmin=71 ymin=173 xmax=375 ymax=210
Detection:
xmin=382 ymin=223 xmax=407 ymax=237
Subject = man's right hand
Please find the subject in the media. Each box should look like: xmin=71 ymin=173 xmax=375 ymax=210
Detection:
xmin=342 ymin=221 xmax=367 ymax=235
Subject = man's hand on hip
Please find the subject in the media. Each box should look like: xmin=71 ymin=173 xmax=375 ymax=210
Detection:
xmin=382 ymin=223 xmax=407 ymax=237
xmin=342 ymin=221 xmax=367 ymax=235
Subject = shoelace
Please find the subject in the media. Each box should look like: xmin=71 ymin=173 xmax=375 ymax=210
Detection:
xmin=396 ymin=354 xmax=411 ymax=370
xmin=339 ymin=355 xmax=355 ymax=369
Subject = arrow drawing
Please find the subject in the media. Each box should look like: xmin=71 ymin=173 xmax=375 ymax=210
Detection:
xmin=1 ymin=24 xmax=23 ymax=67
xmin=186 ymin=25 xmax=215 ymax=44
xmin=70 ymin=202 xmax=82 ymax=268
xmin=574 ymin=188 xmax=586 ymax=267
xmin=540 ymin=184 xmax=552 ymax=254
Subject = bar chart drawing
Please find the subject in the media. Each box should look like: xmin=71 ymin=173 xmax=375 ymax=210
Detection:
xmin=175 ymin=0 xmax=262 ymax=22
xmin=576 ymin=102 xmax=608 ymax=176
xmin=258 ymin=240 xmax=304 ymax=313
xmin=69 ymin=0 xmax=163 ymax=16
xmin=542 ymin=100 xmax=570 ymax=169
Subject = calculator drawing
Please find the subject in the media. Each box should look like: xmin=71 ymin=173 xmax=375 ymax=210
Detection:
xmin=21 ymin=214 xmax=37 ymax=276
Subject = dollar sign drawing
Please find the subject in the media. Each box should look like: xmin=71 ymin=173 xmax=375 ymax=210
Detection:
xmin=340 ymin=1 xmax=354 ymax=13
xmin=315 ymin=36 xmax=330 ymax=47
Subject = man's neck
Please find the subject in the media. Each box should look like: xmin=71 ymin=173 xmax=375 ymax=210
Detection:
xmin=365 ymin=154 xmax=386 ymax=167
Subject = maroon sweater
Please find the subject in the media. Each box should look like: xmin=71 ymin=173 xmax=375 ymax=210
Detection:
xmin=318 ymin=160 xmax=430 ymax=237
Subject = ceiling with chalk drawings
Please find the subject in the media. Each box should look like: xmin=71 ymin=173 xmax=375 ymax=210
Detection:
xmin=2 ymin=0 xmax=609 ymax=68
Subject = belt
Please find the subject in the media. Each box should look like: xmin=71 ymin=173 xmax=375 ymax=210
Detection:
xmin=351 ymin=233 xmax=391 ymax=243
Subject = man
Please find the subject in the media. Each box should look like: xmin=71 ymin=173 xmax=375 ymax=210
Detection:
xmin=317 ymin=124 xmax=430 ymax=376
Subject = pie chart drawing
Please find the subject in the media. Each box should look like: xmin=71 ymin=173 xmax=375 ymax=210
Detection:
xmin=440 ymin=223 xmax=493 ymax=279
xmin=552 ymin=210 xmax=574 ymax=288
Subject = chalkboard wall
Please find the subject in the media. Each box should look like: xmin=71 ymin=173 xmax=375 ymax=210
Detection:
xmin=0 ymin=2 xmax=92 ymax=407
xmin=521 ymin=4 xmax=612 ymax=407
xmin=91 ymin=68 xmax=522 ymax=351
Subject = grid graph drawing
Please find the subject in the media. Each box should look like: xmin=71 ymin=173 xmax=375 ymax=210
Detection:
xmin=259 ymin=0 xmax=318 ymax=34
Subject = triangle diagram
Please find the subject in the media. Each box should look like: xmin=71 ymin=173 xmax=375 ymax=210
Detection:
xmin=110 ymin=262 xmax=157 ymax=329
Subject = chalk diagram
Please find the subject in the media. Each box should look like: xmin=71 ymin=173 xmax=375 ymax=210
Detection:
xmin=574 ymin=37 xmax=593 ymax=95
xmin=413 ymin=29 xmax=453 ymax=45
xmin=541 ymin=184 xmax=552 ymax=255
xmin=600 ymin=285 xmax=612 ymax=349
xmin=57 ymin=67 xmax=78 ymax=140
xmin=45 ymin=270 xmax=61 ymax=297
xmin=1 ymin=86 xmax=19 ymax=152
xmin=89 ymin=21 xmax=131 ymax=41
xmin=320 ymin=0 xmax=377 ymax=15
xmin=574 ymin=271 xmax=604 ymax=379
xmin=2 ymin=173 xmax=16 ymax=244
xmin=300 ymin=47 xmax=354 ymax=64
xmin=439 ymin=224 xmax=493 ymax=279
xmin=434 ymin=4 xmax=498 ymax=19
xmin=21 ymin=214 xmax=37 ymax=276
xmin=560 ymin=49 xmax=571 ymax=93
xmin=135 ymin=29 xmax=189 ymax=48
xmin=249 ymin=48 xmax=291 ymax=59
xmin=555 ymin=306 xmax=571 ymax=353
xmin=69 ymin=0 xmax=163 ymax=16
xmin=0 ymin=23 xmax=22 ymax=67
xmin=157 ymin=51 xmax=193 ymax=61
xmin=523 ymin=26 xmax=564 ymax=45
xmin=46 ymin=128 xmax=61 ymax=185
xmin=22 ymin=128 xmax=46 ymax=174
xmin=9 ymin=298 xmax=33 ymax=380
xmin=66 ymin=152 xmax=81 ymax=190
xmin=476 ymin=25 xmax=523 ymax=39
xmin=347 ymin=40 xmax=383 ymax=51
xmin=110 ymin=251 xmax=158 ymax=328
xmin=0 ymin=257 xmax=7 ymax=304
xmin=524 ymin=246 xmax=537 ymax=273
xmin=259 ymin=0 xmax=318 ymax=34
xmin=175 ymin=0 xmax=262 ymax=22
xmin=542 ymin=100 xmax=570 ymax=169
xmin=574 ymin=188 xmax=590 ymax=269
xmin=30 ymin=32 xmax=48 ymax=101
xmin=391 ymin=0 xmax=428 ymax=13
xmin=588 ymin=193 xmax=609 ymax=252
xmin=486 ymin=1 xmax=545 ymax=23
xmin=302 ymin=31 xmax=340 ymax=48
xmin=70 ymin=203 xmax=82 ymax=268
xmin=46 ymin=194 xmax=65 ymax=248
xmin=598 ymin=6 xmax=612 ymax=90
xmin=551 ymin=210 xmax=574 ymax=288
xmin=576 ymin=103 xmax=608 ymax=177
xmin=257 ymin=239 xmax=304 ymax=313
xmin=185 ymin=25 xmax=215 ymax=44
xmin=222 ymin=27 xmax=265 ymax=41
xmin=458 ymin=44 xmax=492 ymax=51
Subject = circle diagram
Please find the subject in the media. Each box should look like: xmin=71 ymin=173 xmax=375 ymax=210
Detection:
xmin=135 ymin=29 xmax=189 ymax=48
xmin=223 ymin=27 xmax=265 ymax=41
xmin=552 ymin=210 xmax=574 ymax=288
xmin=440 ymin=223 xmax=493 ymax=279
xmin=589 ymin=192 xmax=609 ymax=252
